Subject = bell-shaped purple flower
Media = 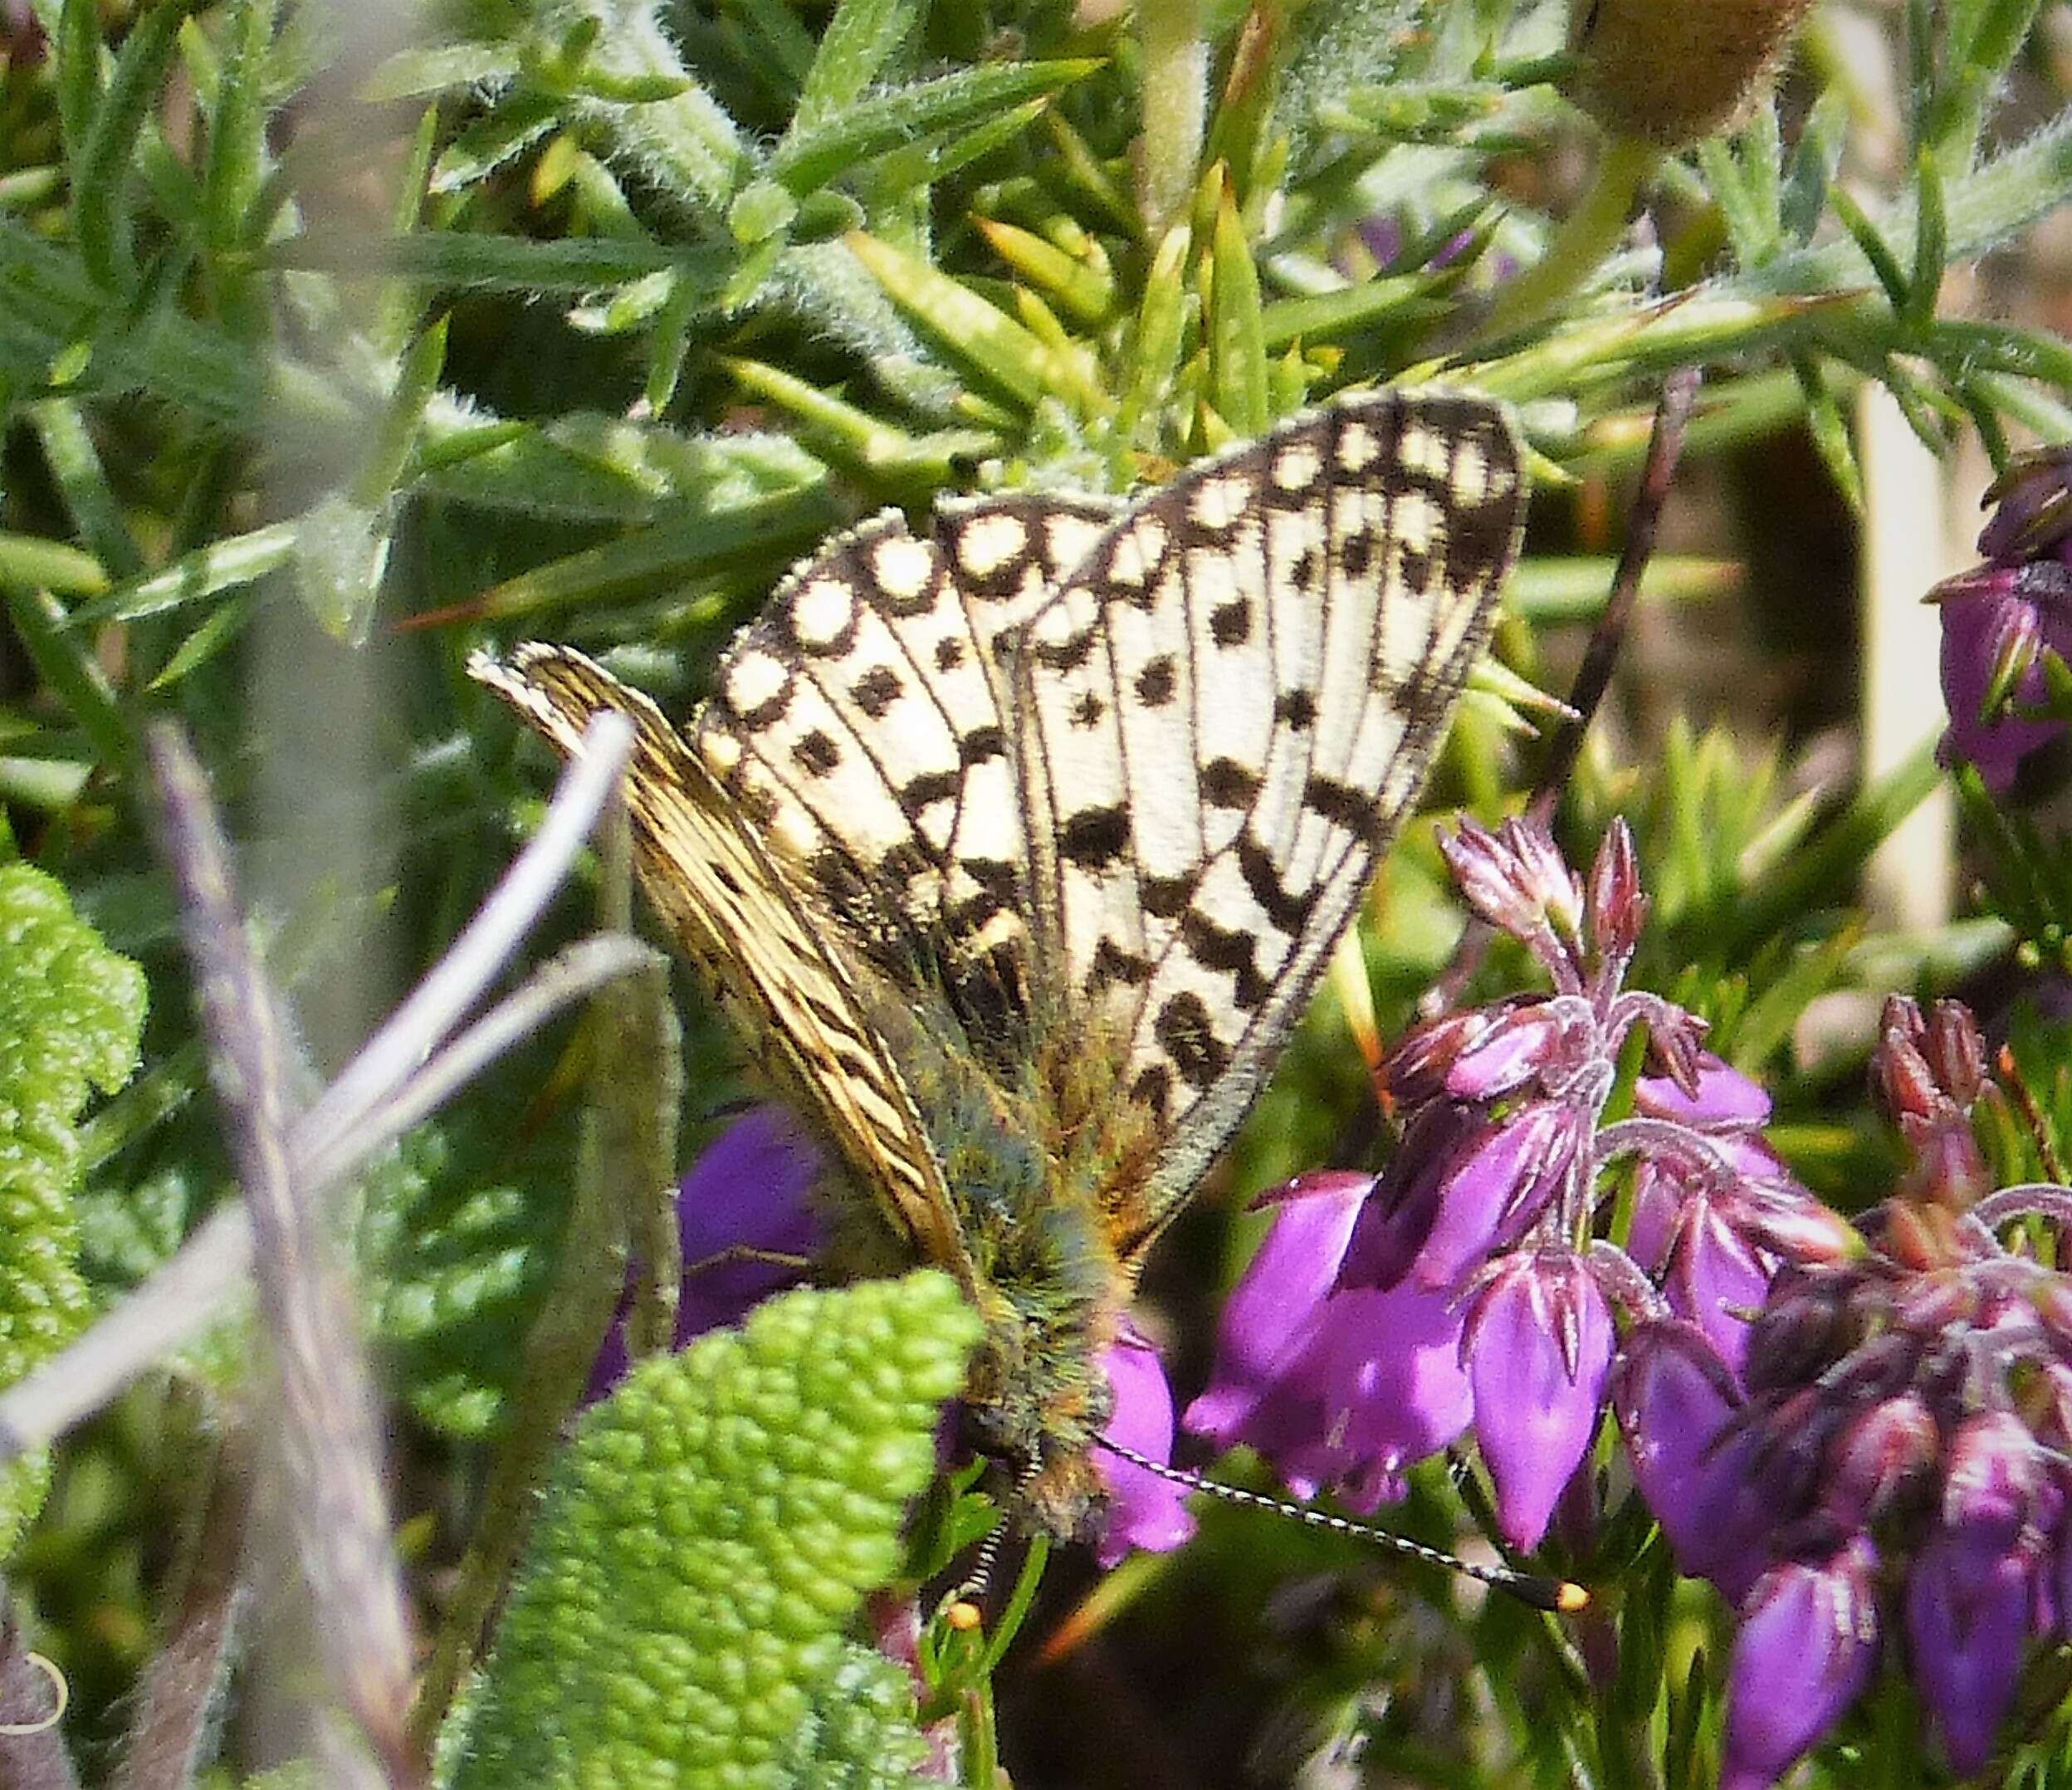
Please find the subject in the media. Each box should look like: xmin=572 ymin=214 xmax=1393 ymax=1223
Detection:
xmin=1269 ymin=1280 xmax=1473 ymax=1513
xmin=1355 ymin=1101 xmax=1581 ymax=1295
xmin=1652 ymin=1185 xmax=1771 ymax=1377
xmin=1184 ymin=1174 xmax=1472 ymax=1514
xmin=587 ymin=1106 xmax=824 ymax=1400
xmin=1464 ymin=1254 xmax=1615 ymax=1549
xmin=1635 ymin=1057 xmax=1774 ymax=1130
xmin=1092 ymin=1330 xmax=1196 ymax=1567
xmin=1718 ymin=1537 xmax=1880 ymax=1790
xmin=1185 ymin=1173 xmax=1370 ymax=1445
xmin=1614 ymin=1318 xmax=1773 ymax=1603
xmin=1933 ymin=442 xmax=2072 ymax=792
xmin=1906 ymin=1526 xmax=2035 ymax=1774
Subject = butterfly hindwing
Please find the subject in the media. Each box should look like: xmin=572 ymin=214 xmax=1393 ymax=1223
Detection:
xmin=468 ymin=642 xmax=969 ymax=1273
xmin=1012 ymin=391 xmax=1526 ymax=1252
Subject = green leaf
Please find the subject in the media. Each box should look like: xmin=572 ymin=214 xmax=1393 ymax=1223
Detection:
xmin=1268 ymin=0 xmax=1436 ymax=170
xmin=770 ymin=61 xmax=1099 ymax=199
xmin=789 ymin=0 xmax=917 ymax=135
xmin=442 ymin=1271 xmax=979 ymax=1788
xmin=1780 ymin=86 xmax=1848 ymax=246
xmin=843 ymin=229 xmax=1097 ymax=413
xmin=1209 ymin=179 xmax=1267 ymax=437
xmin=0 ymin=864 xmax=146 ymax=1554
xmin=73 ymin=0 xmax=199 ymax=290
xmin=358 ymin=40 xmax=523 ymax=103
xmin=1114 ymin=223 xmax=1192 ymax=455
xmin=974 ymin=217 xmax=1113 ymax=326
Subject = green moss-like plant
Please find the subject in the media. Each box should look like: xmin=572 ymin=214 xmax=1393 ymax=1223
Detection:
xmin=443 ymin=1269 xmax=979 ymax=1789
xmin=0 ymin=862 xmax=147 ymax=1554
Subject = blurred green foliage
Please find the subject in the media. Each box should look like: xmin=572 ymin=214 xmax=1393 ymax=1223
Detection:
xmin=0 ymin=0 xmax=2067 ymax=1783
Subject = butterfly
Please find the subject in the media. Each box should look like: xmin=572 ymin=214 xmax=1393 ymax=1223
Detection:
xmin=470 ymin=389 xmax=1526 ymax=1540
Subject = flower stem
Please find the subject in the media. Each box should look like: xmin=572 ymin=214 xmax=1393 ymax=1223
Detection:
xmin=1480 ymin=134 xmax=1663 ymax=344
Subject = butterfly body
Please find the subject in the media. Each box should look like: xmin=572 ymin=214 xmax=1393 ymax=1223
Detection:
xmin=472 ymin=389 xmax=1525 ymax=1540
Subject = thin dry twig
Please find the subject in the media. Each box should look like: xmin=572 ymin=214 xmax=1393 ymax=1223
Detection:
xmin=1420 ymin=368 xmax=1702 ymax=1022
xmin=149 ymin=722 xmax=420 ymax=1785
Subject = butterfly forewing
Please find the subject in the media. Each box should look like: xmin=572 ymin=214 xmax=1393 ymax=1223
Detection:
xmin=1014 ymin=391 xmax=1525 ymax=1247
xmin=694 ymin=496 xmax=1118 ymax=1034
xmin=467 ymin=642 xmax=968 ymax=1272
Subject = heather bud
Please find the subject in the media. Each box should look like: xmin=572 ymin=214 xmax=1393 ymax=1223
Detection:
xmin=1567 ymin=0 xmax=1817 ymax=149
xmin=1384 ymin=1004 xmax=1511 ymax=1108
xmin=1585 ymin=818 xmax=1644 ymax=964
xmin=1977 ymin=443 xmax=2072 ymax=565
xmin=1873 ymin=1032 xmax=1942 ymax=1126
xmin=1719 ymin=1538 xmax=1881 ymax=1790
xmin=1439 ymin=818 xmax=1582 ymax=946
xmin=1923 ymin=1000 xmax=1987 ymax=1108
xmin=1828 ymin=1395 xmax=1938 ymax=1530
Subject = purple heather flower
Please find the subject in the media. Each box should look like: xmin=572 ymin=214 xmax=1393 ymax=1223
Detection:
xmin=1718 ymin=1538 xmax=1881 ymax=1790
xmin=1185 ymin=1174 xmax=1472 ymax=1513
xmin=1189 ymin=817 xmax=1840 ymax=1567
xmin=1614 ymin=1318 xmax=1775 ymax=1602
xmin=586 ymin=1106 xmax=825 ymax=1400
xmin=1933 ymin=443 xmax=2072 ymax=792
xmin=1625 ymin=996 xmax=2072 ymax=1778
xmin=1463 ymin=1253 xmax=1614 ymax=1549
xmin=1625 ymin=1059 xmax=1799 ymax=1375
xmin=1092 ymin=1329 xmax=1196 ymax=1567
xmin=1907 ymin=1528 xmax=2034 ymax=1774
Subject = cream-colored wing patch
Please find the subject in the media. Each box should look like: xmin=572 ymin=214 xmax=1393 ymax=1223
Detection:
xmin=694 ymin=495 xmax=1117 ymax=1047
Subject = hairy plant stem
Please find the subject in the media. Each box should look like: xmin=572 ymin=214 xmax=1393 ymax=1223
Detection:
xmin=1481 ymin=134 xmax=1664 ymax=342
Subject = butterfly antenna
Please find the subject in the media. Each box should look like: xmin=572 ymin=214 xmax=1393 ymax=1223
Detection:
xmin=944 ymin=1458 xmax=1039 ymax=1631
xmin=1096 ymin=1440 xmax=1588 ymax=1614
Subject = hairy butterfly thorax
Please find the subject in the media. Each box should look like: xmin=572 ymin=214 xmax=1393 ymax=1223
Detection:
xmin=470 ymin=388 xmax=1527 ymax=1543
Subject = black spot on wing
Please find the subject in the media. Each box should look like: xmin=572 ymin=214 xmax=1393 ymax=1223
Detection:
xmin=1155 ymin=992 xmax=1231 ymax=1091
xmin=1141 ymin=875 xmax=1193 ymax=919
xmin=1060 ymin=805 xmax=1130 ymax=869
xmin=1238 ymin=835 xmax=1313 ymax=932
xmin=958 ymin=724 xmax=1007 ymax=765
xmin=1136 ymin=654 xmax=1178 ymax=707
xmin=898 ymin=770 xmax=959 ymax=818
xmin=852 ymin=664 xmax=902 ymax=718
xmin=1303 ymin=774 xmax=1383 ymax=844
xmin=1200 ymin=757 xmax=1262 ymax=809
xmin=1090 ymin=937 xmax=1155 ymax=989
xmin=794 ymin=731 xmax=840 ymax=777
xmin=1209 ymin=599 xmax=1252 ymax=647
xmin=1274 ymin=688 xmax=1317 ymax=730
xmin=1180 ymin=912 xmax=1270 ymax=1011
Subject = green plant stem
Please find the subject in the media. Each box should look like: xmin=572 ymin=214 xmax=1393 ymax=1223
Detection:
xmin=1138 ymin=0 xmax=1206 ymax=234
xmin=1480 ymin=134 xmax=1663 ymax=343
